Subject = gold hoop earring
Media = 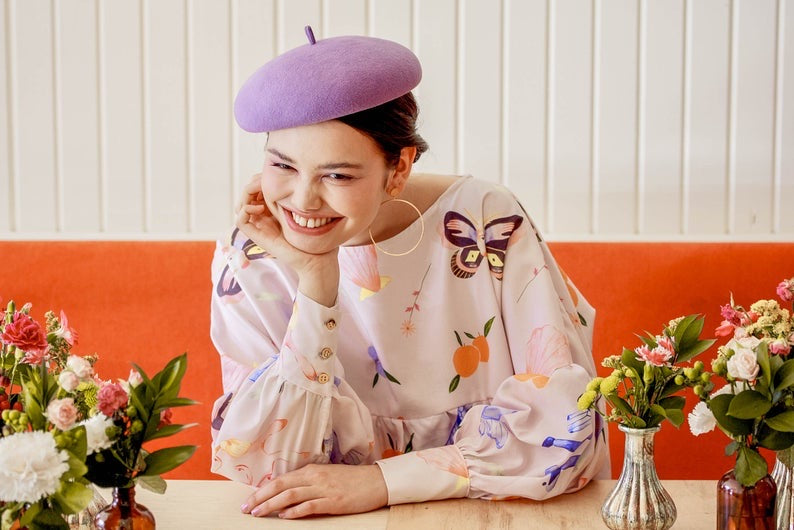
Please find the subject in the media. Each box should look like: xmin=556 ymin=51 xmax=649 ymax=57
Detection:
xmin=368 ymin=198 xmax=425 ymax=257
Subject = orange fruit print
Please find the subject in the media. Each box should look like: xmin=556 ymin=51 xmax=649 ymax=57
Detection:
xmin=449 ymin=316 xmax=495 ymax=392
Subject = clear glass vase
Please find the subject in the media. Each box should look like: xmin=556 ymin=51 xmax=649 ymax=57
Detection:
xmin=600 ymin=425 xmax=677 ymax=530
xmin=717 ymin=469 xmax=777 ymax=530
xmin=66 ymin=484 xmax=106 ymax=529
xmin=773 ymin=446 xmax=794 ymax=530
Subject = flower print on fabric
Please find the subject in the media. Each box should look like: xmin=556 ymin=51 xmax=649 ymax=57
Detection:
xmin=449 ymin=317 xmax=495 ymax=392
xmin=559 ymin=266 xmax=589 ymax=327
xmin=416 ymin=445 xmax=469 ymax=479
xmin=514 ymin=325 xmax=571 ymax=388
xmin=446 ymin=404 xmax=473 ymax=445
xmin=382 ymin=432 xmax=414 ymax=459
xmin=339 ymin=245 xmax=391 ymax=301
xmin=442 ymin=210 xmax=523 ymax=280
xmin=216 ymin=228 xmax=273 ymax=301
xmin=478 ymin=405 xmax=516 ymax=449
xmin=369 ymin=346 xmax=401 ymax=387
xmin=400 ymin=264 xmax=431 ymax=336
xmin=541 ymin=409 xmax=600 ymax=492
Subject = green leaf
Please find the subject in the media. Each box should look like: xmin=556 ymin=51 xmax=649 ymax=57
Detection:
xmin=757 ymin=341 xmax=771 ymax=386
xmin=384 ymin=370 xmax=401 ymax=385
xmin=449 ymin=374 xmax=460 ymax=393
xmin=158 ymin=396 xmax=200 ymax=408
xmin=19 ymin=502 xmax=42 ymax=527
xmin=664 ymin=408 xmax=685 ymax=428
xmin=710 ymin=394 xmax=753 ymax=435
xmin=138 ymin=474 xmax=168 ymax=494
xmin=758 ymin=422 xmax=794 ymax=450
xmin=658 ymin=396 xmax=686 ymax=410
xmin=454 ymin=331 xmax=463 ymax=347
xmin=775 ymin=360 xmax=794 ymax=391
xmin=676 ymin=339 xmax=716 ymax=364
xmin=725 ymin=441 xmax=739 ymax=456
xmin=464 ymin=332 xmax=475 ymax=340
xmin=51 ymin=481 xmax=94 ymax=515
xmin=771 ymin=354 xmax=785 ymax=373
xmin=145 ymin=422 xmax=198 ymax=442
xmin=673 ymin=315 xmax=699 ymax=347
xmin=141 ymin=445 xmax=197 ymax=477
xmin=625 ymin=416 xmax=647 ymax=429
xmin=735 ymin=446 xmax=769 ymax=487
xmin=483 ymin=316 xmax=495 ymax=336
xmin=727 ymin=390 xmax=772 ymax=419
xmin=650 ymin=404 xmax=667 ymax=418
xmin=606 ymin=394 xmax=634 ymax=417
xmin=765 ymin=411 xmax=794 ymax=432
xmin=372 ymin=373 xmax=379 ymax=387
xmin=620 ymin=348 xmax=644 ymax=377
xmin=30 ymin=507 xmax=69 ymax=530
xmin=578 ymin=312 xmax=587 ymax=326
xmin=659 ymin=381 xmax=686 ymax=399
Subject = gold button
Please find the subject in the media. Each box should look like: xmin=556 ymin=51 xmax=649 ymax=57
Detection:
xmin=317 ymin=372 xmax=330 ymax=384
xmin=319 ymin=347 xmax=333 ymax=360
xmin=325 ymin=319 xmax=337 ymax=331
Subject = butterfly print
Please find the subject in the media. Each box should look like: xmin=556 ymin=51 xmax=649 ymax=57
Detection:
xmin=216 ymin=228 xmax=272 ymax=298
xmin=443 ymin=211 xmax=523 ymax=280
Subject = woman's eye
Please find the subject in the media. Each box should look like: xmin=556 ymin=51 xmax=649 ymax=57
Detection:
xmin=272 ymin=163 xmax=292 ymax=170
xmin=326 ymin=173 xmax=352 ymax=181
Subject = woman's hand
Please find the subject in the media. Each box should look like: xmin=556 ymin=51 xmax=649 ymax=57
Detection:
xmin=240 ymin=464 xmax=388 ymax=519
xmin=235 ymin=174 xmax=340 ymax=306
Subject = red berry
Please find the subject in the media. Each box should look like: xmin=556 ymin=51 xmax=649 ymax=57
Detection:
xmin=12 ymin=402 xmax=22 ymax=411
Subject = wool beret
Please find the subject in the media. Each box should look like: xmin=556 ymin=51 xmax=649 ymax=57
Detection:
xmin=234 ymin=26 xmax=422 ymax=132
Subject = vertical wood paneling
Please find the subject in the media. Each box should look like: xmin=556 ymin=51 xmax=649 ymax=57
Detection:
xmin=324 ymin=0 xmax=366 ymax=37
xmin=0 ymin=0 xmax=11 ymax=232
xmin=101 ymin=0 xmax=144 ymax=233
xmin=639 ymin=0 xmax=684 ymax=234
xmin=10 ymin=0 xmax=57 ymax=232
xmin=503 ymin=0 xmax=547 ymax=228
xmin=594 ymin=0 xmax=638 ymax=234
xmin=56 ymin=0 xmax=101 ymax=232
xmin=459 ymin=0 xmax=501 ymax=182
xmin=779 ymin=0 xmax=794 ymax=233
xmin=145 ymin=0 xmax=188 ymax=233
xmin=685 ymin=0 xmax=730 ymax=235
xmin=278 ymin=0 xmax=321 ymax=52
xmin=233 ymin=0 xmax=274 ymax=207
xmin=370 ymin=0 xmax=411 ymax=45
xmin=548 ymin=0 xmax=592 ymax=234
xmin=412 ymin=0 xmax=457 ymax=174
xmin=731 ymin=0 xmax=777 ymax=234
xmin=189 ymin=0 xmax=231 ymax=234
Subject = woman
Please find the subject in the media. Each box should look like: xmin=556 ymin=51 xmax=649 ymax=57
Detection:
xmin=210 ymin=27 xmax=609 ymax=519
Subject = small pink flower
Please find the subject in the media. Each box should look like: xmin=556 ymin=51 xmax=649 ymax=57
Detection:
xmin=46 ymin=397 xmax=78 ymax=431
xmin=715 ymin=320 xmax=735 ymax=337
xmin=771 ymin=339 xmax=792 ymax=356
xmin=635 ymin=344 xmax=674 ymax=367
xmin=158 ymin=408 xmax=173 ymax=429
xmin=22 ymin=347 xmax=50 ymax=366
xmin=128 ymin=369 xmax=143 ymax=388
xmin=97 ymin=382 xmax=129 ymax=417
xmin=741 ymin=311 xmax=760 ymax=326
xmin=53 ymin=310 xmax=79 ymax=346
xmin=778 ymin=279 xmax=794 ymax=302
xmin=720 ymin=304 xmax=742 ymax=325
xmin=58 ymin=371 xmax=80 ymax=392
xmin=656 ymin=335 xmax=676 ymax=354
xmin=0 ymin=312 xmax=48 ymax=353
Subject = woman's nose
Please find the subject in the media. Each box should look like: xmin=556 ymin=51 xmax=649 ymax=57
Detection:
xmin=292 ymin=177 xmax=322 ymax=211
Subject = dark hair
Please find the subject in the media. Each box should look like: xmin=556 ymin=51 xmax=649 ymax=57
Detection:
xmin=336 ymin=92 xmax=429 ymax=167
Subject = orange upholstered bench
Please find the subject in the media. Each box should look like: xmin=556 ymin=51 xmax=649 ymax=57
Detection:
xmin=1 ymin=240 xmax=792 ymax=481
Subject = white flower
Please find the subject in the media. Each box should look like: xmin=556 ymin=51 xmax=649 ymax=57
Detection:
xmin=45 ymin=397 xmax=78 ymax=431
xmin=58 ymin=370 xmax=80 ymax=392
xmin=688 ymin=402 xmax=717 ymax=436
xmin=728 ymin=336 xmax=761 ymax=351
xmin=65 ymin=355 xmax=93 ymax=379
xmin=727 ymin=348 xmax=760 ymax=381
xmin=0 ymin=431 xmax=69 ymax=503
xmin=79 ymin=414 xmax=115 ymax=454
xmin=128 ymin=369 xmax=143 ymax=388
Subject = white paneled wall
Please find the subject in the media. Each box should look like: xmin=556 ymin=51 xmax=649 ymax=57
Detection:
xmin=1 ymin=0 xmax=793 ymax=240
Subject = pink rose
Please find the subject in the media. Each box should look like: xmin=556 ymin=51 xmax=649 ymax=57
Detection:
xmin=46 ymin=397 xmax=78 ymax=430
xmin=635 ymin=344 xmax=674 ymax=367
xmin=715 ymin=320 xmax=735 ymax=337
xmin=771 ymin=339 xmax=791 ymax=356
xmin=158 ymin=408 xmax=173 ymax=429
xmin=97 ymin=382 xmax=129 ymax=417
xmin=58 ymin=371 xmax=80 ymax=392
xmin=1 ymin=312 xmax=48 ymax=353
xmin=778 ymin=279 xmax=794 ymax=302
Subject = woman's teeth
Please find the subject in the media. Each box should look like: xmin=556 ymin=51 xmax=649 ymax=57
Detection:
xmin=291 ymin=212 xmax=331 ymax=228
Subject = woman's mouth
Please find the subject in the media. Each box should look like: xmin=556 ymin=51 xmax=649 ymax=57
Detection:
xmin=281 ymin=206 xmax=341 ymax=235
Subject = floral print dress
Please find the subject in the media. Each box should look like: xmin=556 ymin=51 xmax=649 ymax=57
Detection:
xmin=209 ymin=175 xmax=610 ymax=504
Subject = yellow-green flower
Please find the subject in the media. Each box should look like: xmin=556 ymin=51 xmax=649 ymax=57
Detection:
xmin=600 ymin=376 xmax=620 ymax=395
xmin=586 ymin=377 xmax=604 ymax=392
xmin=577 ymin=390 xmax=598 ymax=410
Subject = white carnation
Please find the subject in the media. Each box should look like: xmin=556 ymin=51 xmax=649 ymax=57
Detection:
xmin=66 ymin=355 xmax=93 ymax=379
xmin=79 ymin=413 xmax=116 ymax=454
xmin=688 ymin=402 xmax=717 ymax=436
xmin=0 ymin=431 xmax=69 ymax=503
xmin=727 ymin=348 xmax=760 ymax=381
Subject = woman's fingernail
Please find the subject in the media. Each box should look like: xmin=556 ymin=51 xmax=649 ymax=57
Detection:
xmin=251 ymin=508 xmax=260 ymax=516
xmin=240 ymin=503 xmax=249 ymax=513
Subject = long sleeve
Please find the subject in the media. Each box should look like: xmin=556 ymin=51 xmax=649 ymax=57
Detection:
xmin=375 ymin=191 xmax=610 ymax=503
xmin=209 ymin=232 xmax=375 ymax=486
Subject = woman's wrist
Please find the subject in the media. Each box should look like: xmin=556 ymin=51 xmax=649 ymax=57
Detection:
xmin=297 ymin=262 xmax=340 ymax=307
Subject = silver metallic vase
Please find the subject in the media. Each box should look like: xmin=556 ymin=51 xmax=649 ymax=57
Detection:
xmin=601 ymin=425 xmax=677 ymax=530
xmin=773 ymin=445 xmax=794 ymax=530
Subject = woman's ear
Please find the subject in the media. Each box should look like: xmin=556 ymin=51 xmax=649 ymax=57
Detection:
xmin=387 ymin=146 xmax=417 ymax=196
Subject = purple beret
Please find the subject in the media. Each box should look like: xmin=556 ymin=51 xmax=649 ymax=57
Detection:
xmin=234 ymin=26 xmax=422 ymax=132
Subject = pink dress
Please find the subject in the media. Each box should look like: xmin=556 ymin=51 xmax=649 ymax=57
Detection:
xmin=209 ymin=175 xmax=609 ymax=504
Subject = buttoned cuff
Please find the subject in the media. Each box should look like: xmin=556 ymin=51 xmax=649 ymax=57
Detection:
xmin=376 ymin=445 xmax=471 ymax=504
xmin=281 ymin=291 xmax=340 ymax=395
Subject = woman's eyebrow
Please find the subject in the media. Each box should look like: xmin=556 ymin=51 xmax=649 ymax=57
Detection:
xmin=266 ymin=147 xmax=363 ymax=170
xmin=266 ymin=148 xmax=296 ymax=163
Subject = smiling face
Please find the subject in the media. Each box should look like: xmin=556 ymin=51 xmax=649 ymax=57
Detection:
xmin=260 ymin=120 xmax=398 ymax=255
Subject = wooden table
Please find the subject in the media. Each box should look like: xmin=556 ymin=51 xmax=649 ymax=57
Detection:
xmin=121 ymin=479 xmax=715 ymax=529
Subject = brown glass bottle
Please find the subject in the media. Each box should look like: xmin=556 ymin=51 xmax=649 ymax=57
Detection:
xmin=717 ymin=470 xmax=776 ymax=530
xmin=94 ymin=486 xmax=156 ymax=530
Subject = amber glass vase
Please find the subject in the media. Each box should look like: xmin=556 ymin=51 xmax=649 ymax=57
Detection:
xmin=93 ymin=486 xmax=155 ymax=530
xmin=717 ymin=470 xmax=777 ymax=530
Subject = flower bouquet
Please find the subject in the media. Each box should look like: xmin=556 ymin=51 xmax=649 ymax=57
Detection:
xmin=688 ymin=278 xmax=794 ymax=486
xmin=0 ymin=300 xmax=197 ymax=530
xmin=578 ymin=314 xmax=715 ymax=530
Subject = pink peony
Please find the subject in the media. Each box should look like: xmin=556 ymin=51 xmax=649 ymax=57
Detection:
xmin=715 ymin=320 xmax=735 ymax=337
xmin=635 ymin=344 xmax=674 ymax=367
xmin=1 ymin=312 xmax=48 ymax=353
xmin=778 ymin=279 xmax=794 ymax=302
xmin=45 ymin=398 xmax=78 ymax=431
xmin=97 ymin=382 xmax=129 ymax=417
xmin=771 ymin=339 xmax=792 ymax=356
